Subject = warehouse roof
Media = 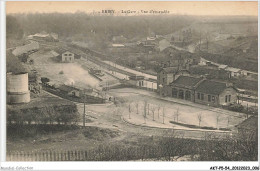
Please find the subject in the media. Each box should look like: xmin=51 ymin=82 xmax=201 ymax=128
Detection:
xmin=170 ymin=75 xmax=203 ymax=88
xmin=161 ymin=67 xmax=178 ymax=74
xmin=195 ymin=80 xmax=233 ymax=95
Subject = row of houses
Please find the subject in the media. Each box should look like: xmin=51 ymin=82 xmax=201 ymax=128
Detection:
xmin=157 ymin=67 xmax=238 ymax=107
xmin=200 ymin=58 xmax=257 ymax=79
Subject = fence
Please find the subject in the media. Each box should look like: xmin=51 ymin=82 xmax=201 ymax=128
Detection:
xmin=6 ymin=145 xmax=195 ymax=161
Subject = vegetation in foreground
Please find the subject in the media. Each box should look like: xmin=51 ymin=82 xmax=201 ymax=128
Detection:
xmin=7 ymin=124 xmax=258 ymax=161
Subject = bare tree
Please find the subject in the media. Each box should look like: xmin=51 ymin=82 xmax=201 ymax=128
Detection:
xmin=162 ymin=107 xmax=165 ymax=124
xmin=135 ymin=102 xmax=139 ymax=114
xmin=174 ymin=108 xmax=180 ymax=122
xmin=147 ymin=103 xmax=150 ymax=115
xmin=143 ymin=100 xmax=147 ymax=124
xmin=150 ymin=105 xmax=156 ymax=121
xmin=157 ymin=104 xmax=161 ymax=119
xmin=216 ymin=113 xmax=221 ymax=129
xmin=227 ymin=116 xmax=230 ymax=128
xmin=128 ymin=103 xmax=131 ymax=119
xmin=197 ymin=113 xmax=202 ymax=127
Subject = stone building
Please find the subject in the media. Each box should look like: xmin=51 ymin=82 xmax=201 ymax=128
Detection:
xmin=157 ymin=67 xmax=190 ymax=96
xmin=195 ymin=80 xmax=237 ymax=106
xmin=169 ymin=75 xmax=203 ymax=102
xmin=157 ymin=67 xmax=238 ymax=107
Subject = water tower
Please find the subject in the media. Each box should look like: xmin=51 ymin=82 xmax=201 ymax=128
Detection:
xmin=6 ymin=72 xmax=30 ymax=104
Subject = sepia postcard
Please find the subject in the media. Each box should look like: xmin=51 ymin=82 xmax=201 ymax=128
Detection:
xmin=0 ymin=1 xmax=259 ymax=170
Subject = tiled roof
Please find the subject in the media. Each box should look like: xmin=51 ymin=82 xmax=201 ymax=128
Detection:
xmin=53 ymin=48 xmax=67 ymax=55
xmin=50 ymin=50 xmax=59 ymax=57
xmin=218 ymin=65 xmax=228 ymax=69
xmin=52 ymin=47 xmax=81 ymax=56
xmin=162 ymin=67 xmax=178 ymax=73
xmin=226 ymin=67 xmax=241 ymax=72
xmin=129 ymin=75 xmax=145 ymax=80
xmin=170 ymin=76 xmax=202 ymax=88
xmin=195 ymin=80 xmax=229 ymax=95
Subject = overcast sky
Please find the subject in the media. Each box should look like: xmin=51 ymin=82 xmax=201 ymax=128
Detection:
xmin=6 ymin=1 xmax=258 ymax=16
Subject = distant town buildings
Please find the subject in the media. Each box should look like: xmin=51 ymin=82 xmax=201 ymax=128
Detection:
xmin=112 ymin=35 xmax=127 ymax=43
xmin=28 ymin=32 xmax=59 ymax=42
xmin=200 ymin=57 xmax=258 ymax=80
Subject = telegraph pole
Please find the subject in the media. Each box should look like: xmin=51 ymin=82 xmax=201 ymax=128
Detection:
xmin=163 ymin=107 xmax=165 ymax=124
xmin=83 ymin=90 xmax=86 ymax=127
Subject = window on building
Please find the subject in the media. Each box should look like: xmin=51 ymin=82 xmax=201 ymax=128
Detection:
xmin=228 ymin=95 xmax=231 ymax=102
xmin=197 ymin=93 xmax=200 ymax=99
xmin=69 ymin=54 xmax=72 ymax=56
xmin=172 ymin=88 xmax=178 ymax=98
xmin=212 ymin=96 xmax=215 ymax=102
xmin=225 ymin=95 xmax=228 ymax=103
xmin=208 ymin=95 xmax=211 ymax=102
xmin=64 ymin=54 xmax=67 ymax=56
xmin=201 ymin=94 xmax=204 ymax=100
xmin=163 ymin=78 xmax=165 ymax=83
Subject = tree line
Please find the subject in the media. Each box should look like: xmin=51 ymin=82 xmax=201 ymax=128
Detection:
xmin=7 ymin=13 xmax=195 ymax=41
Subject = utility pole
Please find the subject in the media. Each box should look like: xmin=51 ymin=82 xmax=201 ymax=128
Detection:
xmin=83 ymin=90 xmax=86 ymax=127
xmin=129 ymin=103 xmax=131 ymax=119
xmin=206 ymin=31 xmax=209 ymax=52
xmin=199 ymin=30 xmax=201 ymax=51
xmin=147 ymin=103 xmax=149 ymax=115
xmin=144 ymin=101 xmax=147 ymax=124
xmin=163 ymin=107 xmax=165 ymax=124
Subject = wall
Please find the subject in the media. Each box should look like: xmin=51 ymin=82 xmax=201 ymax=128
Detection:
xmin=157 ymin=71 xmax=173 ymax=89
xmin=166 ymin=73 xmax=174 ymax=85
xmin=219 ymin=87 xmax=237 ymax=106
xmin=169 ymin=86 xmax=195 ymax=102
xmin=194 ymin=91 xmax=219 ymax=107
xmin=195 ymin=87 xmax=237 ymax=107
xmin=62 ymin=51 xmax=75 ymax=62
